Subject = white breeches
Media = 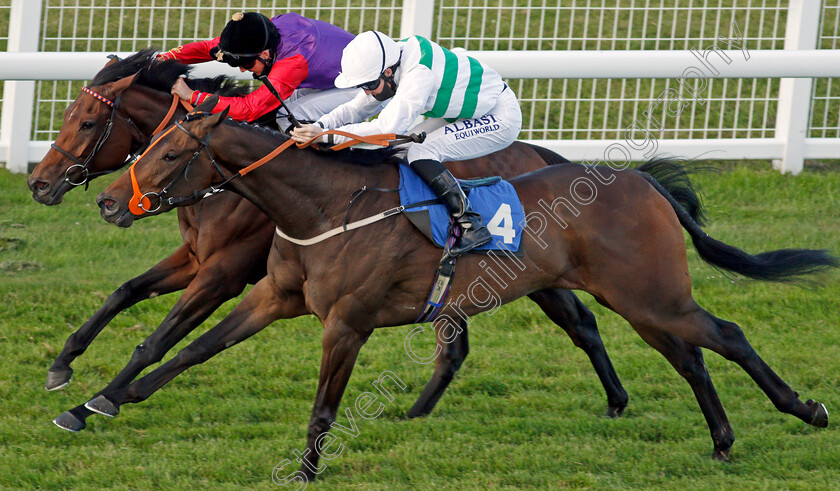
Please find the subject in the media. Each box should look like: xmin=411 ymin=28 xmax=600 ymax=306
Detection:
xmin=405 ymin=87 xmax=522 ymax=164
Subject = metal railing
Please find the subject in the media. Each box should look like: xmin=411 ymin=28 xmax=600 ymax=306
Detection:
xmin=0 ymin=0 xmax=838 ymax=175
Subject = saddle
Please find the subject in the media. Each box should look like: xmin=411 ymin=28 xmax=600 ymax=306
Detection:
xmin=398 ymin=164 xmax=524 ymax=254
xmin=397 ymin=166 xmax=525 ymax=323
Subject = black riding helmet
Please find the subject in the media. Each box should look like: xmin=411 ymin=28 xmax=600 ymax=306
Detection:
xmin=210 ymin=12 xmax=278 ymax=71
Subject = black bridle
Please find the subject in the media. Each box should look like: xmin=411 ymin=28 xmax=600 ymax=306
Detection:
xmin=132 ymin=112 xmax=232 ymax=214
xmin=50 ymin=86 xmax=144 ymax=189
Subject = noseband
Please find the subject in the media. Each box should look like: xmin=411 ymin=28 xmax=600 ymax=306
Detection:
xmin=128 ymin=111 xmax=227 ymax=215
xmin=52 ymin=86 xmax=193 ymax=190
xmin=49 ymin=87 xmax=148 ymax=189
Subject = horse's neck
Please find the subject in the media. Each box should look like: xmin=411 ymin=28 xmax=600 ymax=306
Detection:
xmin=124 ymin=86 xmax=185 ymax=139
xmin=216 ymin=129 xmax=397 ymax=240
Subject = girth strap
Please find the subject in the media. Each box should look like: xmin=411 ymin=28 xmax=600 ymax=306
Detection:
xmin=274 ymin=205 xmax=405 ymax=246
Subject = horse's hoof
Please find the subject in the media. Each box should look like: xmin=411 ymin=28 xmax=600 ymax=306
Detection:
xmin=45 ymin=369 xmax=73 ymax=391
xmin=53 ymin=411 xmax=86 ymax=432
xmin=299 ymin=464 xmax=317 ymax=484
xmin=806 ymin=399 xmax=829 ymax=428
xmin=604 ymin=404 xmax=626 ymax=418
xmin=712 ymin=447 xmax=731 ymax=462
xmin=85 ymin=395 xmax=119 ymax=417
xmin=406 ymin=406 xmax=431 ymax=419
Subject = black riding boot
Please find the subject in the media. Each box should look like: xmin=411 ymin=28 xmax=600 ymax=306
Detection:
xmin=410 ymin=159 xmax=492 ymax=256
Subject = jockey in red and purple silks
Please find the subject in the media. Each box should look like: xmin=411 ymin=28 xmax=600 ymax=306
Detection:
xmin=159 ymin=12 xmax=359 ymax=130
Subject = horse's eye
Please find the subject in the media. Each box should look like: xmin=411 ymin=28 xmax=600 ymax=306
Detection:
xmin=163 ymin=152 xmax=178 ymax=162
xmin=80 ymin=121 xmax=95 ymax=130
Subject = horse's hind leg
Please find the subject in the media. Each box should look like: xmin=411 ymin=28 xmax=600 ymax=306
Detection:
xmin=624 ymin=304 xmax=826 ymax=458
xmin=46 ymin=244 xmax=198 ymax=391
xmin=634 ymin=328 xmax=734 ymax=459
xmin=407 ymin=318 xmax=469 ymax=418
xmin=681 ymin=310 xmax=829 ymax=428
xmin=529 ymin=289 xmax=628 ymax=417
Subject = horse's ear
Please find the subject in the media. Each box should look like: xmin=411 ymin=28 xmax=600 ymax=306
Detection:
xmin=109 ymin=73 xmax=138 ymax=94
xmin=195 ymin=107 xmax=229 ymax=135
xmin=195 ymin=94 xmax=219 ymax=113
xmin=92 ymin=54 xmax=121 ymax=82
xmin=103 ymin=54 xmax=121 ymax=68
xmin=213 ymin=106 xmax=230 ymax=127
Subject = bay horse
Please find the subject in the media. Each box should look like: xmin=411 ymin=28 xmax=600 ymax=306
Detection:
xmin=29 ymin=49 xmax=659 ymax=431
xmin=92 ymin=105 xmax=835 ymax=480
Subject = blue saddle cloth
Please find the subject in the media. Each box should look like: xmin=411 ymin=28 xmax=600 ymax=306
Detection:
xmin=398 ymin=164 xmax=525 ymax=253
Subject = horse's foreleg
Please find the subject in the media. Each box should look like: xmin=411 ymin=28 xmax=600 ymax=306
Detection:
xmin=528 ymin=289 xmax=628 ymax=417
xmin=407 ymin=319 xmax=469 ymax=418
xmin=75 ymin=277 xmax=306 ymax=421
xmin=634 ymin=327 xmax=734 ymax=460
xmin=53 ymin=254 xmax=256 ymax=431
xmin=46 ymin=244 xmax=198 ymax=391
xmin=298 ymin=318 xmax=372 ymax=484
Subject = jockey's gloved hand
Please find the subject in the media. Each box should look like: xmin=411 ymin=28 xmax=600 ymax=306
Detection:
xmin=290 ymin=123 xmax=324 ymax=144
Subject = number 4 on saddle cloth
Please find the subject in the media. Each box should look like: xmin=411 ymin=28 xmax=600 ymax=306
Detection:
xmin=398 ymin=164 xmax=525 ymax=254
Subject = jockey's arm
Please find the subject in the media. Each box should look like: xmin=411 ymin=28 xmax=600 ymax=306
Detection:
xmin=316 ymin=91 xmax=384 ymax=129
xmin=188 ymin=55 xmax=309 ymax=122
xmin=317 ymin=65 xmax=434 ymax=144
xmin=157 ymin=38 xmax=221 ymax=64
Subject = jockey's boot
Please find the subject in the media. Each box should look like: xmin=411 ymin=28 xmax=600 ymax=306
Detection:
xmin=410 ymin=159 xmax=492 ymax=256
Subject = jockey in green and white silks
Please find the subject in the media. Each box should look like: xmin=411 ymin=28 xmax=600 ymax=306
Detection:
xmin=291 ymin=31 xmax=523 ymax=256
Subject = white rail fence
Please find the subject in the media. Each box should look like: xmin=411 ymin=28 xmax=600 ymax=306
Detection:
xmin=1 ymin=0 xmax=838 ymax=175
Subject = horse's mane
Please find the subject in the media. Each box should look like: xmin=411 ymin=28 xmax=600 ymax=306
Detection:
xmin=91 ymin=48 xmax=158 ymax=85
xmin=222 ymin=119 xmax=399 ymax=165
xmin=186 ymin=75 xmax=250 ymax=97
xmin=91 ymin=47 xmax=248 ymax=97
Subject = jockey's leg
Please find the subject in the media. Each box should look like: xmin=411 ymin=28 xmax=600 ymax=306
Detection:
xmin=406 ymin=86 xmax=523 ymax=256
xmin=410 ymin=158 xmax=491 ymax=256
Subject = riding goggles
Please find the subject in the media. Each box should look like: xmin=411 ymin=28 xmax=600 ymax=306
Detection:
xmin=213 ymin=47 xmax=262 ymax=68
xmin=356 ymin=75 xmax=382 ymax=91
xmin=224 ymin=54 xmax=260 ymax=69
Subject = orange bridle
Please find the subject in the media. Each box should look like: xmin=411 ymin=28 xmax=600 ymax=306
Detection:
xmin=127 ymin=112 xmax=401 ymax=216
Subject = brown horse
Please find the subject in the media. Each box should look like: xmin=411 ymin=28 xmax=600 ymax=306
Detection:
xmin=30 ymin=50 xmax=639 ymax=431
xmin=92 ymin=105 xmax=835 ymax=480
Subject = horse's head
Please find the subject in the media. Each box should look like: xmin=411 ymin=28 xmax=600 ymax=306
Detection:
xmin=97 ymin=100 xmax=229 ymax=227
xmin=30 ymin=49 xmax=249 ymax=206
xmin=27 ymin=52 xmax=156 ymax=205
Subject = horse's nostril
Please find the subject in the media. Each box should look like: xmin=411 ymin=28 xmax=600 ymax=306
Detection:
xmin=29 ymin=179 xmax=50 ymax=193
xmin=97 ymin=197 xmax=119 ymax=216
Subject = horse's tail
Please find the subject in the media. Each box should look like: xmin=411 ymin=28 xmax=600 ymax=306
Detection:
xmin=635 ymin=157 xmax=710 ymax=226
xmin=527 ymin=143 xmax=709 ymax=225
xmin=643 ymin=174 xmax=839 ymax=283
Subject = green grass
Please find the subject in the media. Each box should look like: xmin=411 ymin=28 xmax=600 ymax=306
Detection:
xmin=1 ymin=163 xmax=839 ymax=489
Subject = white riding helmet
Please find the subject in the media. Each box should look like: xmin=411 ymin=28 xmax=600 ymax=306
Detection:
xmin=334 ymin=31 xmax=401 ymax=89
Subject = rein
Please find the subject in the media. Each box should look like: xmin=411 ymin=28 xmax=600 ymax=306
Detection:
xmin=127 ymin=109 xmax=419 ymax=216
xmin=153 ymin=93 xmax=193 ymax=134
xmin=52 ymin=87 xmax=190 ymax=189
